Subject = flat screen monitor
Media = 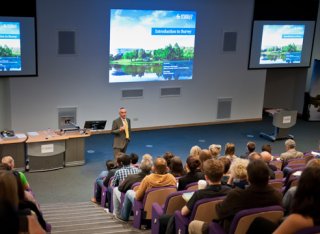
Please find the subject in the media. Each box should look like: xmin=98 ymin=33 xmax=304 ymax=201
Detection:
xmin=248 ymin=20 xmax=315 ymax=69
xmin=109 ymin=9 xmax=197 ymax=83
xmin=84 ymin=120 xmax=107 ymax=130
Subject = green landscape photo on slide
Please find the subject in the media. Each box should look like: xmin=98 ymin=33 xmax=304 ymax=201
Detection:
xmin=0 ymin=21 xmax=21 ymax=71
xmin=260 ymin=24 xmax=304 ymax=65
xmin=109 ymin=9 xmax=196 ymax=83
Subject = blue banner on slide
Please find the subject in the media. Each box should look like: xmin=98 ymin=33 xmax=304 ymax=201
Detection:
xmin=162 ymin=60 xmax=193 ymax=80
xmin=152 ymin=28 xmax=195 ymax=35
xmin=0 ymin=57 xmax=21 ymax=71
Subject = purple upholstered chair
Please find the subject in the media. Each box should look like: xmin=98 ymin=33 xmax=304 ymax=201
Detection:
xmin=208 ymin=205 xmax=284 ymax=234
xmin=119 ymin=182 xmax=141 ymax=210
xmin=175 ymin=196 xmax=225 ymax=234
xmin=295 ymin=226 xmax=320 ymax=234
xmin=185 ymin=182 xmax=199 ymax=191
xmin=151 ymin=190 xmax=187 ymax=234
xmin=132 ymin=186 xmax=177 ymax=229
xmin=100 ymin=176 xmax=114 ymax=209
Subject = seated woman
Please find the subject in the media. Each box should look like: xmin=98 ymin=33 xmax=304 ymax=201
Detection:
xmin=178 ymin=155 xmax=204 ymax=190
xmin=248 ymin=166 xmax=320 ymax=234
xmin=227 ymin=158 xmax=249 ymax=189
xmin=169 ymin=156 xmax=186 ymax=177
xmin=219 ymin=156 xmax=231 ymax=185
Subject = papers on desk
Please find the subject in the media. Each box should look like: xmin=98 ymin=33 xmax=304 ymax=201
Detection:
xmin=182 ymin=192 xmax=194 ymax=202
xmin=15 ymin=133 xmax=27 ymax=139
xmin=27 ymin=132 xmax=39 ymax=136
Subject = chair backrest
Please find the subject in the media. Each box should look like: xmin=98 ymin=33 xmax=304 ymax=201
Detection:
xmin=274 ymin=171 xmax=284 ymax=179
xmin=287 ymin=158 xmax=306 ymax=166
xmin=229 ymin=205 xmax=284 ymax=234
xmin=163 ymin=191 xmax=187 ymax=215
xmin=270 ymin=160 xmax=282 ymax=171
xmin=268 ymin=179 xmax=284 ymax=191
xmin=143 ymin=186 xmax=177 ymax=219
xmin=295 ymin=225 xmax=320 ymax=234
xmin=131 ymin=182 xmax=141 ymax=191
xmin=190 ymin=197 xmax=225 ymax=223
xmin=186 ymin=182 xmax=198 ymax=191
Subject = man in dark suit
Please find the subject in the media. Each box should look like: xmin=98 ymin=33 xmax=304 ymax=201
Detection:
xmin=111 ymin=107 xmax=131 ymax=159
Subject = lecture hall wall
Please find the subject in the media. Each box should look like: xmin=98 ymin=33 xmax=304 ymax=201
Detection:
xmin=4 ymin=0 xmax=318 ymax=132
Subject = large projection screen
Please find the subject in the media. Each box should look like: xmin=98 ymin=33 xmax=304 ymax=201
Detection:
xmin=109 ymin=9 xmax=197 ymax=83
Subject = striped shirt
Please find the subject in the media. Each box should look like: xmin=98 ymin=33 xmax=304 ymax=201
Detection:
xmin=112 ymin=165 xmax=140 ymax=187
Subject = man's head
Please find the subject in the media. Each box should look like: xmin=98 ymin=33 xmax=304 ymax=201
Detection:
xmin=285 ymin=139 xmax=296 ymax=150
xmin=106 ymin=160 xmax=116 ymax=171
xmin=247 ymin=159 xmax=269 ymax=186
xmin=139 ymin=159 xmax=152 ymax=174
xmin=203 ymin=159 xmax=224 ymax=183
xmin=248 ymin=152 xmax=262 ymax=161
xmin=261 ymin=144 xmax=272 ymax=154
xmin=153 ymin=157 xmax=168 ymax=174
xmin=130 ymin=153 xmax=139 ymax=164
xmin=225 ymin=143 xmax=235 ymax=155
xmin=119 ymin=107 xmax=127 ymax=119
xmin=1 ymin=156 xmax=14 ymax=170
xmin=120 ymin=154 xmax=131 ymax=166
xmin=261 ymin=151 xmax=273 ymax=163
xmin=247 ymin=141 xmax=256 ymax=153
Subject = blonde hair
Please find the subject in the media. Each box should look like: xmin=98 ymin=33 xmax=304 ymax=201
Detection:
xmin=190 ymin=145 xmax=202 ymax=158
xmin=230 ymin=158 xmax=249 ymax=180
xmin=142 ymin=154 xmax=153 ymax=164
xmin=1 ymin=156 xmax=14 ymax=170
xmin=209 ymin=144 xmax=221 ymax=159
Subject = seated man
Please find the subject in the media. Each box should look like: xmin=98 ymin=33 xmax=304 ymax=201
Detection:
xmin=188 ymin=159 xmax=283 ymax=234
xmin=280 ymin=139 xmax=304 ymax=167
xmin=160 ymin=159 xmax=232 ymax=233
xmin=112 ymin=159 xmax=152 ymax=216
xmin=112 ymin=154 xmax=140 ymax=187
xmin=116 ymin=157 xmax=176 ymax=221
xmin=91 ymin=159 xmax=116 ymax=204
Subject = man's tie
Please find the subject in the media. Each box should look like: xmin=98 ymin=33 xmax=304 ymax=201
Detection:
xmin=123 ymin=119 xmax=129 ymax=139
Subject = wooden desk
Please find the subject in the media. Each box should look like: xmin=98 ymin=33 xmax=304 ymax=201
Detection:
xmin=0 ymin=133 xmax=27 ymax=171
xmin=26 ymin=130 xmax=91 ymax=172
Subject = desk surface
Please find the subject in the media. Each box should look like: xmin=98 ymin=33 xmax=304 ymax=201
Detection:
xmin=0 ymin=133 xmax=27 ymax=145
xmin=26 ymin=130 xmax=90 ymax=143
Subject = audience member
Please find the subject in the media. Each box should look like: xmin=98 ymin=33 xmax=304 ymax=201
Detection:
xmin=261 ymin=151 xmax=277 ymax=171
xmin=219 ymin=156 xmax=231 ymax=185
xmin=224 ymin=143 xmax=237 ymax=161
xmin=1 ymin=155 xmax=30 ymax=190
xmin=0 ymin=170 xmax=45 ymax=234
xmin=163 ymin=151 xmax=175 ymax=167
xmin=112 ymin=154 xmax=140 ymax=187
xmin=248 ymin=166 xmax=320 ymax=234
xmin=208 ymin=144 xmax=222 ymax=159
xmin=249 ymin=152 xmax=275 ymax=179
xmin=141 ymin=153 xmax=153 ymax=164
xmin=261 ymin=144 xmax=272 ymax=154
xmin=190 ymin=145 xmax=202 ymax=159
xmin=188 ymin=159 xmax=282 ymax=234
xmin=116 ymin=157 xmax=176 ymax=221
xmin=112 ymin=159 xmax=152 ymax=217
xmin=130 ymin=153 xmax=139 ymax=168
xmin=280 ymin=139 xmax=304 ymax=166
xmin=282 ymin=158 xmax=320 ymax=215
xmin=161 ymin=159 xmax=232 ymax=233
xmin=227 ymin=158 xmax=249 ymax=189
xmin=199 ymin=149 xmax=213 ymax=172
xmin=169 ymin=156 xmax=186 ymax=177
xmin=178 ymin=155 xmax=204 ymax=191
xmin=91 ymin=159 xmax=116 ymax=203
xmin=240 ymin=141 xmax=256 ymax=159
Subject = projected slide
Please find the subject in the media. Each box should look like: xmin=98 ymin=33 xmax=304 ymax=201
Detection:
xmin=260 ymin=24 xmax=305 ymax=65
xmin=109 ymin=9 xmax=196 ymax=83
xmin=0 ymin=22 xmax=21 ymax=71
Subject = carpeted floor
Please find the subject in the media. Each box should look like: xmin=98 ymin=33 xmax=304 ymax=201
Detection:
xmin=26 ymin=116 xmax=320 ymax=204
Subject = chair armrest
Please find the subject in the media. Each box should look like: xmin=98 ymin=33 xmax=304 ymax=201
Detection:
xmin=152 ymin=203 xmax=164 ymax=218
xmin=174 ymin=210 xmax=190 ymax=234
xmin=133 ymin=199 xmax=144 ymax=229
xmin=208 ymin=221 xmax=225 ymax=234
